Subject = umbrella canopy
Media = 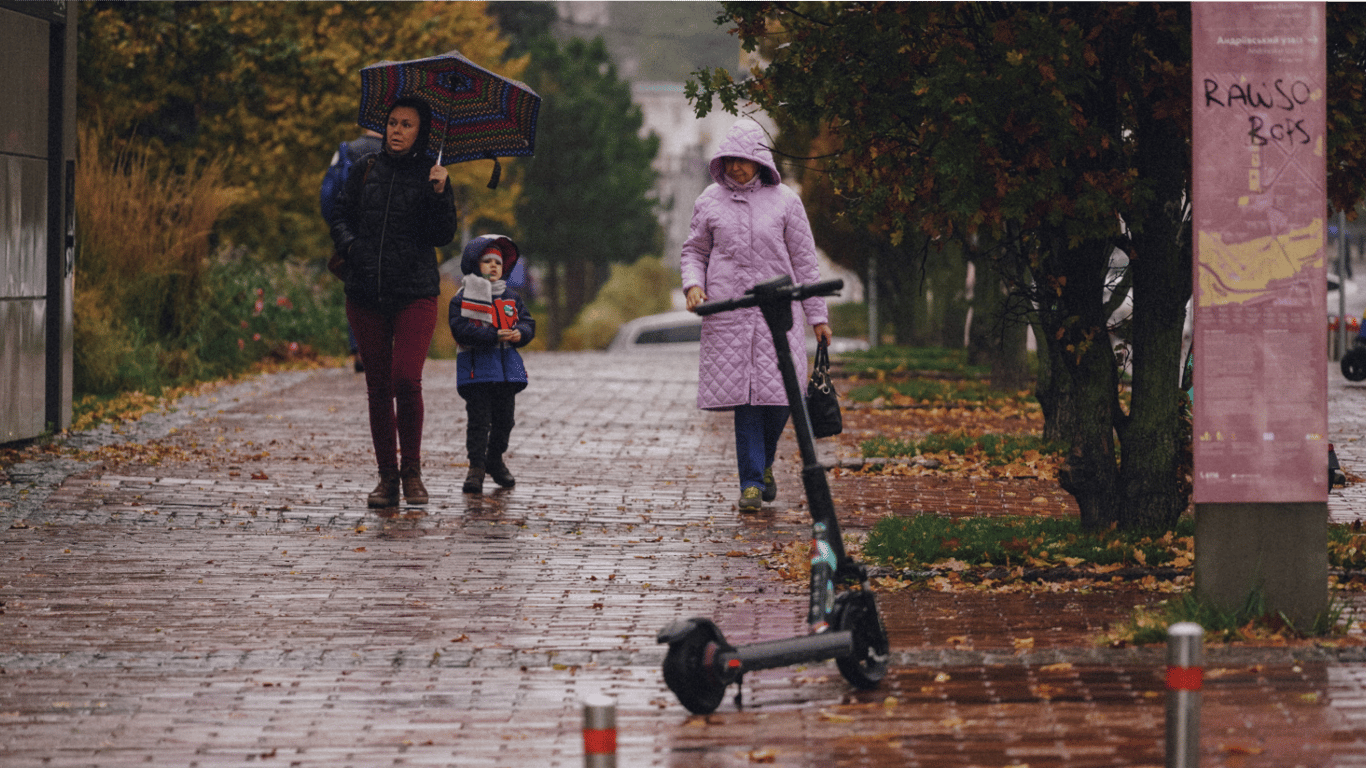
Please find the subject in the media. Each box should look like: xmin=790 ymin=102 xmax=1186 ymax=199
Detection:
xmin=358 ymin=50 xmax=541 ymax=172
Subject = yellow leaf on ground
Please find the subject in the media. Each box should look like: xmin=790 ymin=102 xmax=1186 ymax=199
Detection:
xmin=1218 ymin=744 xmax=1265 ymax=756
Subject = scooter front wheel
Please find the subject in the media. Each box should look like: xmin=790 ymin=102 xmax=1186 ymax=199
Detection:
xmin=1343 ymin=347 xmax=1366 ymax=382
xmin=662 ymin=624 xmax=729 ymax=714
xmin=831 ymin=590 xmax=890 ymax=689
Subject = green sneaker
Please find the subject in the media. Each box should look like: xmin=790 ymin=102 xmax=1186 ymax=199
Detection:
xmin=762 ymin=467 xmax=777 ymax=502
xmin=738 ymin=486 xmax=763 ymax=512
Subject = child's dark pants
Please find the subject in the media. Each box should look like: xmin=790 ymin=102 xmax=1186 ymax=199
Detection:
xmin=463 ymin=382 xmax=519 ymax=467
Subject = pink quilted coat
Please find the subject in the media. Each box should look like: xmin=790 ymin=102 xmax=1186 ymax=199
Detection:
xmin=680 ymin=120 xmax=829 ymax=411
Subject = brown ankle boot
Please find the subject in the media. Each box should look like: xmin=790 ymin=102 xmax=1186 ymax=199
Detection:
xmin=462 ymin=466 xmax=485 ymax=494
xmin=367 ymin=471 xmax=401 ymax=508
xmin=400 ymin=468 xmax=428 ymax=505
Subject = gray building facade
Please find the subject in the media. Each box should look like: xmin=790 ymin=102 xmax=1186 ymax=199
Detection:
xmin=0 ymin=0 xmax=77 ymax=442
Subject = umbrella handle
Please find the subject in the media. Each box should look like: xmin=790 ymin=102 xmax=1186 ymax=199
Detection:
xmin=436 ymin=106 xmax=448 ymax=165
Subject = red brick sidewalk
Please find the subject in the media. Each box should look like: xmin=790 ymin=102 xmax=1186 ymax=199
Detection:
xmin=1 ymin=354 xmax=1364 ymax=767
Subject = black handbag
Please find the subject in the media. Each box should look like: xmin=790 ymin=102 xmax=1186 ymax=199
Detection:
xmin=805 ymin=341 xmax=842 ymax=438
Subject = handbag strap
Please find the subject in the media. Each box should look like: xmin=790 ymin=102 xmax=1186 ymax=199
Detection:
xmin=810 ymin=340 xmax=833 ymax=394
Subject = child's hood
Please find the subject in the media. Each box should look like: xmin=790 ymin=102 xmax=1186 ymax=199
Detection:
xmin=460 ymin=234 xmax=520 ymax=276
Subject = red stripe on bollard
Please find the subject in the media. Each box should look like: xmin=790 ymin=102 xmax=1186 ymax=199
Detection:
xmin=583 ymin=728 xmax=617 ymax=754
xmin=583 ymin=694 xmax=617 ymax=768
xmin=1166 ymin=665 xmax=1203 ymax=691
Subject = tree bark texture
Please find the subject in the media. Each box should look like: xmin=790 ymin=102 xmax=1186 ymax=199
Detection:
xmin=1037 ymin=236 xmax=1123 ymax=531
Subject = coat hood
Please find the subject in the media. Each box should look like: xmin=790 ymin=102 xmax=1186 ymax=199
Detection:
xmin=708 ymin=120 xmax=781 ymax=187
xmin=460 ymin=234 xmax=520 ymax=276
xmin=386 ymin=96 xmax=435 ymax=160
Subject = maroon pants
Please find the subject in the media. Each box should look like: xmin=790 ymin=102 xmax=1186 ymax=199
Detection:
xmin=346 ymin=296 xmax=437 ymax=474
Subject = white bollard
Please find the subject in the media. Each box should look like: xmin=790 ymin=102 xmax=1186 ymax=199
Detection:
xmin=582 ymin=694 xmax=617 ymax=768
xmin=1166 ymin=622 xmax=1203 ymax=768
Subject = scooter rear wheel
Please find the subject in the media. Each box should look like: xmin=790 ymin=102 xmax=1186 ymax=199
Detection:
xmin=662 ymin=624 xmax=729 ymax=714
xmin=831 ymin=590 xmax=890 ymax=689
xmin=1343 ymin=348 xmax=1366 ymax=382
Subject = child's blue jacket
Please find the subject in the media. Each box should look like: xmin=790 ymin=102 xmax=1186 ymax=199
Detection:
xmin=448 ymin=289 xmax=534 ymax=394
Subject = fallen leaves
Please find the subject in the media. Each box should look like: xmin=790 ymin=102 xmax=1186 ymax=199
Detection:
xmin=1218 ymin=744 xmax=1265 ymax=756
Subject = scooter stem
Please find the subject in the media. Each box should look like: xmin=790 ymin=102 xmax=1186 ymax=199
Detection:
xmin=752 ymin=279 xmax=848 ymax=567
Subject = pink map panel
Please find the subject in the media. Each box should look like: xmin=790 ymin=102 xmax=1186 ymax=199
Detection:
xmin=1191 ymin=3 xmax=1327 ymax=503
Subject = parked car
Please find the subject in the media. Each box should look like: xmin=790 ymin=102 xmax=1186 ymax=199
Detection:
xmin=607 ymin=311 xmax=701 ymax=352
xmin=607 ymin=310 xmax=869 ymax=355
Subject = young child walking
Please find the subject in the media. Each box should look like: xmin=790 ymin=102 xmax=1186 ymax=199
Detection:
xmin=449 ymin=235 xmax=535 ymax=494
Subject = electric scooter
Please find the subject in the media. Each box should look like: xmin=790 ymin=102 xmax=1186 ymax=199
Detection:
xmin=656 ymin=275 xmax=891 ymax=715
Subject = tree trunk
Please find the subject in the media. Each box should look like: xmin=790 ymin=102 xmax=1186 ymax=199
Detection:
xmin=1038 ymin=235 xmax=1123 ymax=531
xmin=1114 ymin=70 xmax=1194 ymax=531
xmin=1114 ymin=125 xmax=1191 ymax=530
xmin=989 ymin=314 xmax=1030 ymax=393
xmin=1049 ymin=334 xmax=1122 ymax=531
xmin=932 ymin=242 xmax=970 ymax=349
xmin=1115 ymin=256 xmax=1189 ymax=530
xmin=879 ymin=242 xmax=922 ymax=345
xmin=969 ymin=254 xmax=1030 ymax=392
xmin=565 ymin=265 xmax=589 ymax=327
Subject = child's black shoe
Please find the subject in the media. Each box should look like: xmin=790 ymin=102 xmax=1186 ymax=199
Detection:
xmin=486 ymin=458 xmax=516 ymax=488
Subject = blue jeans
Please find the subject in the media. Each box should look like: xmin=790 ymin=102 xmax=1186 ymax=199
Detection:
xmin=734 ymin=405 xmax=789 ymax=490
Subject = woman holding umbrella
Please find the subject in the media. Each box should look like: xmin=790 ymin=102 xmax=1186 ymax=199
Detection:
xmin=330 ymin=96 xmax=458 ymax=507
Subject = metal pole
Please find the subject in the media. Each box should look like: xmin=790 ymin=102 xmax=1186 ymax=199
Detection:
xmin=1165 ymin=622 xmax=1203 ymax=768
xmin=583 ymin=694 xmax=617 ymax=768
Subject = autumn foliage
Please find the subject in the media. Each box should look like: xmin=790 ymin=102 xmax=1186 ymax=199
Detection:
xmin=78 ymin=2 xmax=523 ymax=259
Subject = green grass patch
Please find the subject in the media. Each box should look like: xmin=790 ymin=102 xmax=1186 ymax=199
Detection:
xmin=837 ymin=346 xmax=988 ymax=378
xmin=846 ymin=377 xmax=1036 ymax=405
xmin=1113 ymin=589 xmax=1357 ymax=644
xmin=863 ymin=513 xmax=1195 ymax=570
xmin=828 ymin=301 xmax=868 ymax=339
xmin=861 ymin=431 xmax=1065 ymax=464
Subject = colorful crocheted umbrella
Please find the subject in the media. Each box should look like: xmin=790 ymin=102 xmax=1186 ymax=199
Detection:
xmin=358 ymin=50 xmax=540 ymax=181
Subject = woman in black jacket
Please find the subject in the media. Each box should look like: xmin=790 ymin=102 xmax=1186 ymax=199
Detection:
xmin=330 ymin=96 xmax=458 ymax=507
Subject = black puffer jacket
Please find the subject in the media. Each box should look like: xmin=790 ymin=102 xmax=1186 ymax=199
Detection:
xmin=330 ymin=149 xmax=458 ymax=310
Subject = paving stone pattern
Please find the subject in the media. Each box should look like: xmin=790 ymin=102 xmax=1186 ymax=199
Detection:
xmin=1 ymin=355 xmax=1365 ymax=766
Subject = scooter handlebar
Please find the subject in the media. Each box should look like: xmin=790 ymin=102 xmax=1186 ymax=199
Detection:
xmin=692 ymin=278 xmax=844 ymax=317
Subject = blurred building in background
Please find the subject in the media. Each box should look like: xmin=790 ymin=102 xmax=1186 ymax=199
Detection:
xmin=554 ymin=1 xmax=862 ymax=302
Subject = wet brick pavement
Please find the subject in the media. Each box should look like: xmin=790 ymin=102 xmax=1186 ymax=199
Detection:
xmin=1 ymin=354 xmax=1366 ymax=766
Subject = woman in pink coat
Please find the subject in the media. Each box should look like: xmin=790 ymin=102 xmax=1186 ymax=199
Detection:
xmin=681 ymin=120 xmax=833 ymax=512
